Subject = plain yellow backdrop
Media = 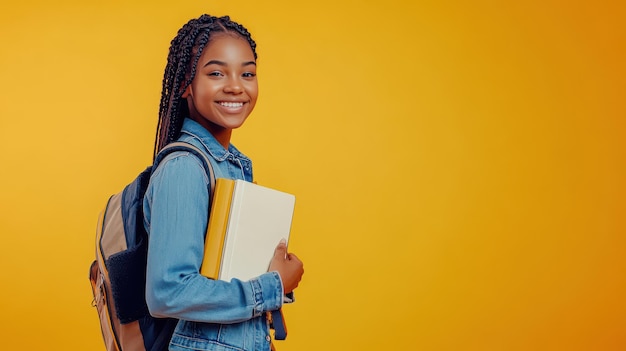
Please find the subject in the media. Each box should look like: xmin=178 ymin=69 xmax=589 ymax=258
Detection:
xmin=0 ymin=0 xmax=624 ymax=350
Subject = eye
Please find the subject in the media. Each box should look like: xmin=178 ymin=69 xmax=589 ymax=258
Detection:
xmin=242 ymin=72 xmax=256 ymax=78
xmin=208 ymin=71 xmax=223 ymax=77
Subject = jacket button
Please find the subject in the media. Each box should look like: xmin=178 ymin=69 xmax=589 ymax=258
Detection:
xmin=266 ymin=335 xmax=271 ymax=342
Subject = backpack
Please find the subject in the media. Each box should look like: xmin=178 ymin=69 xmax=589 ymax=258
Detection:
xmin=89 ymin=141 xmax=215 ymax=351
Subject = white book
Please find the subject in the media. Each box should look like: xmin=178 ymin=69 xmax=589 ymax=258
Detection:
xmin=200 ymin=178 xmax=296 ymax=281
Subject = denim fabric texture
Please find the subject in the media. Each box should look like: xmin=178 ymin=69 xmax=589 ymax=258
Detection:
xmin=143 ymin=118 xmax=283 ymax=351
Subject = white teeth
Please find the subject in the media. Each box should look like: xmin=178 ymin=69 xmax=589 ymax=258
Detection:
xmin=219 ymin=102 xmax=244 ymax=108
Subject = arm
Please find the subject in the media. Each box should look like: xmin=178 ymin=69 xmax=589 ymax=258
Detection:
xmin=143 ymin=153 xmax=283 ymax=324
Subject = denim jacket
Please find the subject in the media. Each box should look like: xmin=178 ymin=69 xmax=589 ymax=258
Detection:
xmin=143 ymin=118 xmax=284 ymax=351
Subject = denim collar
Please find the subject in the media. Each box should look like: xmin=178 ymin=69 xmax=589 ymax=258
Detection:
xmin=179 ymin=118 xmax=251 ymax=164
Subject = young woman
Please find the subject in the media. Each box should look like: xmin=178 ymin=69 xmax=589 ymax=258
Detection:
xmin=143 ymin=14 xmax=304 ymax=351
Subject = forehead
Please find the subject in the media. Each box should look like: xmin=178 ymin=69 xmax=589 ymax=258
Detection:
xmin=198 ymin=33 xmax=255 ymax=62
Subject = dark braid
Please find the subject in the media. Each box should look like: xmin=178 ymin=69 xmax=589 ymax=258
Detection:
xmin=153 ymin=15 xmax=257 ymax=160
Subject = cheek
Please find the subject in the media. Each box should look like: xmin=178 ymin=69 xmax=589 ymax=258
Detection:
xmin=247 ymin=83 xmax=259 ymax=101
xmin=193 ymin=75 xmax=216 ymax=93
xmin=194 ymin=82 xmax=211 ymax=98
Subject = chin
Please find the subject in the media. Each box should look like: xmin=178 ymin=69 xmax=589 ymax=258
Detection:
xmin=224 ymin=119 xmax=248 ymax=130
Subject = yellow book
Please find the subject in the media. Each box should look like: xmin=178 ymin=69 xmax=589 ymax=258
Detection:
xmin=200 ymin=178 xmax=296 ymax=281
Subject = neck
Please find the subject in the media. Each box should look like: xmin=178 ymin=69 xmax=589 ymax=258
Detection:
xmin=188 ymin=116 xmax=232 ymax=149
xmin=206 ymin=124 xmax=232 ymax=150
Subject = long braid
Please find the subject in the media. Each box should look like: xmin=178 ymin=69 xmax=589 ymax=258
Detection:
xmin=153 ymin=15 xmax=257 ymax=160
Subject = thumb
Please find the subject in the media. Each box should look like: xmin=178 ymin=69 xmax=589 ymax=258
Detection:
xmin=273 ymin=238 xmax=288 ymax=259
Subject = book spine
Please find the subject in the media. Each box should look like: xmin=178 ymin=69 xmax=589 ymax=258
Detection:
xmin=200 ymin=178 xmax=235 ymax=279
xmin=219 ymin=180 xmax=246 ymax=281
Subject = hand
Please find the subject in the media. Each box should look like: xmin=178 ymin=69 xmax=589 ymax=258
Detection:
xmin=268 ymin=239 xmax=304 ymax=294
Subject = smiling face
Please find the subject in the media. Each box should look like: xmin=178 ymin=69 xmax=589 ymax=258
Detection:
xmin=183 ymin=33 xmax=258 ymax=146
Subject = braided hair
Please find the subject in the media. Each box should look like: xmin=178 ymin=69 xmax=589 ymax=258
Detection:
xmin=153 ymin=14 xmax=257 ymax=159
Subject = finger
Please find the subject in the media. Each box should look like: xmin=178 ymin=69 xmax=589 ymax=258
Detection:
xmin=274 ymin=239 xmax=288 ymax=259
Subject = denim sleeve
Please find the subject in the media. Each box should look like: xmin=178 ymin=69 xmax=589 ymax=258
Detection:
xmin=143 ymin=153 xmax=283 ymax=323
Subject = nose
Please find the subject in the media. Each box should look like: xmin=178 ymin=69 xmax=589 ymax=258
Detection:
xmin=224 ymin=76 xmax=243 ymax=94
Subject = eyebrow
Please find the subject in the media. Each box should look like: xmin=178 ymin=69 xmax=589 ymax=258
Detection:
xmin=203 ymin=60 xmax=256 ymax=67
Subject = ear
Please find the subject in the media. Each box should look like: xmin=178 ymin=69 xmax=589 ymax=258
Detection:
xmin=182 ymin=84 xmax=192 ymax=98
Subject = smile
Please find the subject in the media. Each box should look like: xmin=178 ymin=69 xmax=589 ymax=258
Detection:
xmin=219 ymin=101 xmax=244 ymax=108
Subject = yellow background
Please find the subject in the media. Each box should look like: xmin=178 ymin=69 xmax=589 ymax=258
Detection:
xmin=1 ymin=0 xmax=624 ymax=349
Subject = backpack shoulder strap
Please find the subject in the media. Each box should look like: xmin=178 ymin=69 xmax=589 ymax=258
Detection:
xmin=155 ymin=141 xmax=216 ymax=204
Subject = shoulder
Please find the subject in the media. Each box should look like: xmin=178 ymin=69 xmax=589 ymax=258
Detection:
xmin=143 ymin=150 xmax=212 ymax=227
xmin=151 ymin=150 xmax=211 ymax=188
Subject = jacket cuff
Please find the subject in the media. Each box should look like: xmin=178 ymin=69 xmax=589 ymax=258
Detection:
xmin=250 ymin=271 xmax=283 ymax=317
